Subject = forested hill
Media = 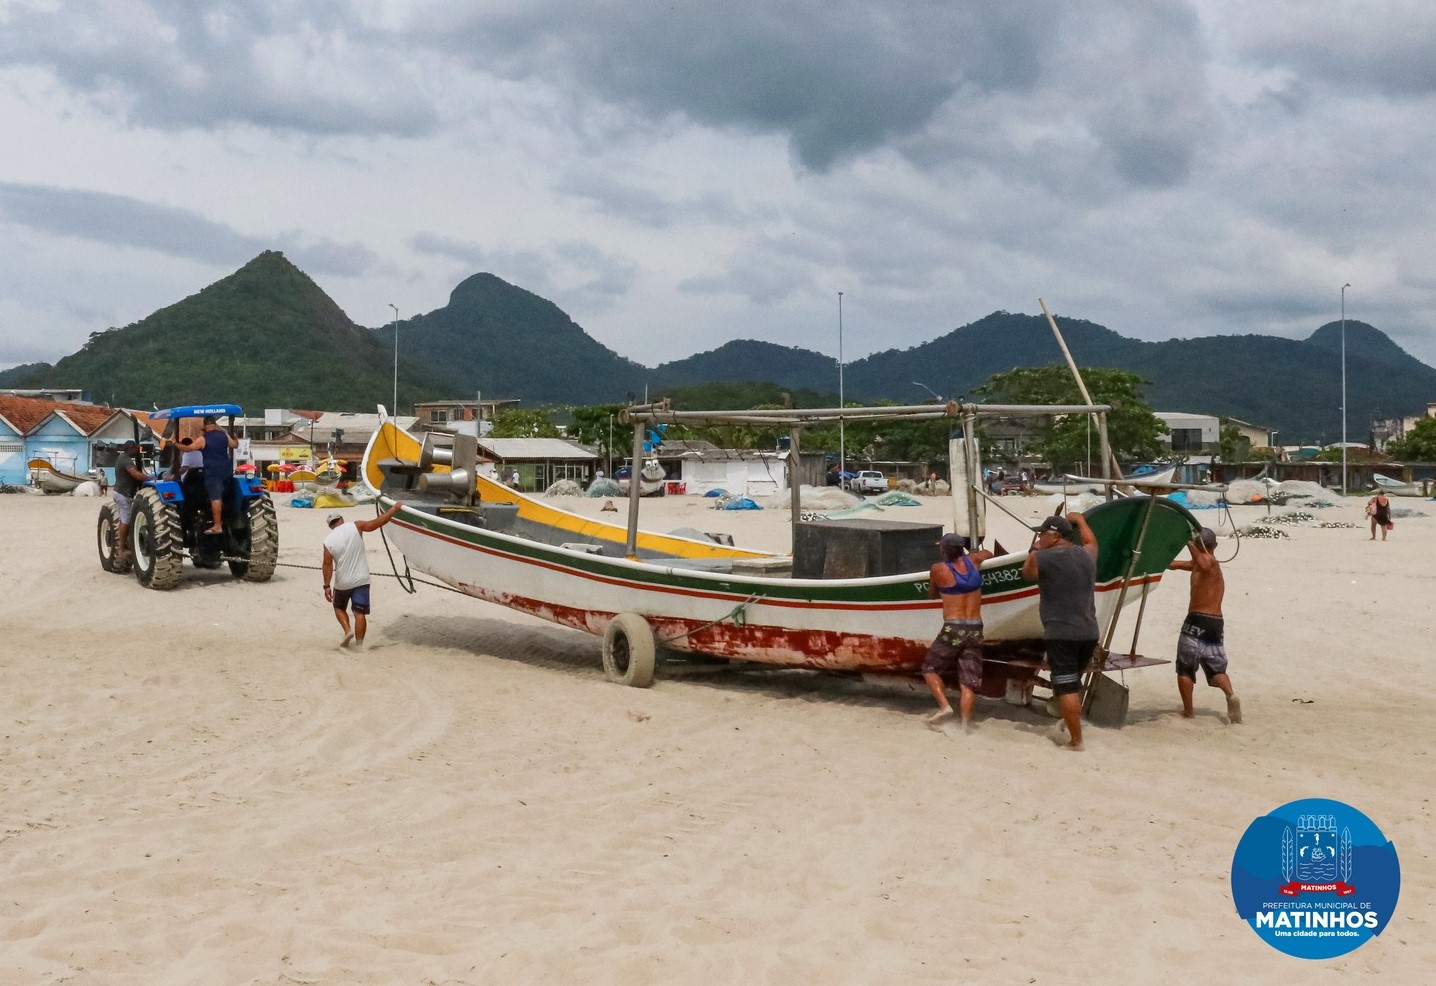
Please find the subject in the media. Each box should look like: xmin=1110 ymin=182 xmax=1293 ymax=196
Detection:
xmin=5 ymin=252 xmax=1432 ymax=442
xmin=394 ymin=273 xmax=650 ymax=405
xmin=10 ymin=252 xmax=447 ymax=411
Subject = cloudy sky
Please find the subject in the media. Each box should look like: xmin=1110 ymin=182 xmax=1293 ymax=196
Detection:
xmin=1 ymin=1 xmax=1433 ymax=378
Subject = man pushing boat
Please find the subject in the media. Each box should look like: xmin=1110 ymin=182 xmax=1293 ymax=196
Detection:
xmin=922 ymin=533 xmax=994 ymax=733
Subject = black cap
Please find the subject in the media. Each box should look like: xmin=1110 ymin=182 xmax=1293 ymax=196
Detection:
xmin=1036 ymin=515 xmax=1074 ymax=537
xmin=936 ymin=532 xmax=968 ymax=553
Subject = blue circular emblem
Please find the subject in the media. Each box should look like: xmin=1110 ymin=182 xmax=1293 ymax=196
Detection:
xmin=1231 ymin=798 xmax=1400 ymax=959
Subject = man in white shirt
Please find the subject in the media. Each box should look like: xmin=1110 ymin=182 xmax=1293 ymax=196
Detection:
xmin=321 ymin=501 xmax=403 ymax=649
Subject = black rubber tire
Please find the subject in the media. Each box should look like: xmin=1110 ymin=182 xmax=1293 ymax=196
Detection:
xmin=131 ymin=487 xmax=184 ymax=590
xmin=602 ymin=612 xmax=657 ymax=687
xmin=96 ymin=500 xmax=132 ymax=574
xmin=232 ymin=494 xmax=278 ymax=581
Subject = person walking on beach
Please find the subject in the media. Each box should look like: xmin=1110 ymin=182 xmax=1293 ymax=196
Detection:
xmin=193 ymin=415 xmax=238 ymax=534
xmin=1167 ymin=527 xmax=1241 ymax=724
xmin=322 ymin=502 xmax=404 ymax=650
xmin=1366 ymin=493 xmax=1392 ymax=541
xmin=922 ymin=533 xmax=995 ymax=732
xmin=1021 ymin=513 xmax=1099 ymax=751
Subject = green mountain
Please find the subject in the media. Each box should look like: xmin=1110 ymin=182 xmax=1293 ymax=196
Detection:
xmin=396 ymin=273 xmax=650 ymax=405
xmin=14 ymin=252 xmax=447 ymax=412
xmin=8 ymin=252 xmax=1431 ymax=444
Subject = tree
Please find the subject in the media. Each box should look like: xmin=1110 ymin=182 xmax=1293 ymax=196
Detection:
xmin=1379 ymin=416 xmax=1436 ymax=460
xmin=491 ymin=407 xmax=560 ymax=438
xmin=972 ymin=366 xmax=1165 ymax=470
xmin=1217 ymin=421 xmax=1251 ymax=463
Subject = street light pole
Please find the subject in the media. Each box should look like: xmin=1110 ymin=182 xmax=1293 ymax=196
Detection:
xmin=389 ymin=304 xmax=400 ymax=416
xmin=1341 ymin=283 xmax=1350 ymax=495
xmin=837 ymin=291 xmax=845 ymax=478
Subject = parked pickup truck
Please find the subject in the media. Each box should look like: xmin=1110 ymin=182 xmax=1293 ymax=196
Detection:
xmin=850 ymin=470 xmax=889 ymax=495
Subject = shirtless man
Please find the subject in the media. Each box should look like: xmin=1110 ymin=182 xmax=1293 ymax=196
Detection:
xmin=1167 ymin=527 xmax=1242 ymax=724
xmin=922 ymin=533 xmax=995 ymax=731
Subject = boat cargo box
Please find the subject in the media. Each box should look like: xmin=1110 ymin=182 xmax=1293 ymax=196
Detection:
xmin=793 ymin=519 xmax=943 ymax=580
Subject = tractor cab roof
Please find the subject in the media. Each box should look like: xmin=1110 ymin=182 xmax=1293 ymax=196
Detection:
xmin=150 ymin=404 xmax=243 ymax=421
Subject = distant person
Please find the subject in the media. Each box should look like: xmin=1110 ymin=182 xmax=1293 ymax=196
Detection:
xmin=322 ymin=502 xmax=404 ymax=650
xmin=1366 ymin=493 xmax=1392 ymax=541
xmin=922 ymin=533 xmax=995 ymax=732
xmin=595 ymin=467 xmax=606 ymax=480
xmin=193 ymin=416 xmax=238 ymax=534
xmin=110 ymin=440 xmax=153 ymax=563
xmin=1167 ymin=528 xmax=1241 ymax=724
xmin=926 ymin=471 xmax=939 ymax=495
xmin=1021 ymin=512 xmax=1100 ymax=752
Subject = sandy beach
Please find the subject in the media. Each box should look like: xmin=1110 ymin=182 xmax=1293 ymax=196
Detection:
xmin=1 ymin=488 xmax=1432 ymax=983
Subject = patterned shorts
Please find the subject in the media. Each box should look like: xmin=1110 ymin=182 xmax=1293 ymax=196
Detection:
xmin=1176 ymin=613 xmax=1228 ymax=683
xmin=922 ymin=621 xmax=983 ymax=690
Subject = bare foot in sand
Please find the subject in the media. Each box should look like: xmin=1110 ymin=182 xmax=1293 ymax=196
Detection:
xmin=339 ymin=632 xmax=354 ymax=650
xmin=926 ymin=708 xmax=956 ymax=732
xmin=1047 ymin=721 xmax=1084 ymax=751
xmin=1227 ymin=695 xmax=1242 ymax=724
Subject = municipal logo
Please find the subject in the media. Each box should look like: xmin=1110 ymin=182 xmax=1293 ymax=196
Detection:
xmin=1230 ymin=798 xmax=1400 ymax=959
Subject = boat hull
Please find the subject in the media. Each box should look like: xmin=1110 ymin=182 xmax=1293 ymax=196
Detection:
xmin=382 ymin=492 xmax=1193 ymax=675
xmin=29 ymin=459 xmax=86 ymax=494
xmin=363 ymin=420 xmax=1199 ymax=678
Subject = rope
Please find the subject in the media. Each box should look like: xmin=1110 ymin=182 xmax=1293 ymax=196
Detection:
xmin=374 ymin=496 xmax=419 ymax=594
xmin=1214 ymin=495 xmax=1242 ymax=564
xmin=654 ymin=593 xmax=766 ymax=645
xmin=275 ymin=559 xmax=461 ymax=594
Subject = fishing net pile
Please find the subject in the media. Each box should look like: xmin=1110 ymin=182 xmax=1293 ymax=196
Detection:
xmin=586 ymin=478 xmax=622 ymax=497
xmin=546 ymin=479 xmax=584 ymax=496
xmin=1238 ymin=524 xmax=1291 ymax=539
xmin=897 ymin=478 xmax=950 ymax=496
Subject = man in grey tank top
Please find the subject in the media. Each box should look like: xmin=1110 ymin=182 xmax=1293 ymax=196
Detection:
xmin=1021 ymin=512 xmax=1099 ymax=751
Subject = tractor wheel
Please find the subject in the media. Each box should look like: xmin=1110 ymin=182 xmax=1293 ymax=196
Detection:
xmin=96 ymin=500 xmax=132 ymax=574
xmin=602 ymin=613 xmax=658 ymax=687
xmin=131 ymin=487 xmax=184 ymax=590
xmin=231 ymin=494 xmax=279 ymax=581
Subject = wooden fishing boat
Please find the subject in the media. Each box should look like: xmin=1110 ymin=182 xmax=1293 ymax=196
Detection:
xmin=28 ymin=458 xmax=89 ymax=494
xmin=362 ymin=402 xmax=1200 ymax=694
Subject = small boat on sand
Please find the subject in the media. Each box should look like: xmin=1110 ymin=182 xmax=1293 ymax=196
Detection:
xmin=29 ymin=458 xmax=90 ymax=494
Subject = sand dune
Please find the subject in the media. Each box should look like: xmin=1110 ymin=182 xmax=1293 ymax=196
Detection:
xmin=1 ymin=490 xmax=1431 ymax=983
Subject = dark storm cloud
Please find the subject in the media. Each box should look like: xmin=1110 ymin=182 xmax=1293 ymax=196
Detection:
xmin=0 ymin=182 xmax=378 ymax=276
xmin=0 ymin=1 xmax=436 ymax=136
xmin=0 ymin=182 xmax=265 ymax=263
xmin=422 ymin=1 xmax=1058 ymax=170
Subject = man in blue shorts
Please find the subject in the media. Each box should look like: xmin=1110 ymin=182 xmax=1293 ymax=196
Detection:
xmin=192 ymin=416 xmax=238 ymax=534
xmin=322 ymin=502 xmax=404 ymax=650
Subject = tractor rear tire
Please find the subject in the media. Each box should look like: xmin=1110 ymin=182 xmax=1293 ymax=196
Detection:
xmin=96 ymin=500 xmax=132 ymax=574
xmin=231 ymin=494 xmax=278 ymax=581
xmin=602 ymin=613 xmax=657 ymax=687
xmin=131 ymin=487 xmax=184 ymax=590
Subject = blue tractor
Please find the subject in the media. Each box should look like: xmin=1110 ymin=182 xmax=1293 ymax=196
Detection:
xmin=97 ymin=404 xmax=278 ymax=590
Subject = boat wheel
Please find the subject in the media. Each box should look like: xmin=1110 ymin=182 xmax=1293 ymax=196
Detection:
xmin=602 ymin=613 xmax=657 ymax=688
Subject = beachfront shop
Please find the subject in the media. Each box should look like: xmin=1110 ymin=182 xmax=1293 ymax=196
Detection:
xmin=477 ymin=437 xmax=599 ymax=492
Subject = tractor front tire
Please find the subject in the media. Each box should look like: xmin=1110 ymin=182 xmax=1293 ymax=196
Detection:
xmin=131 ymin=487 xmax=184 ymax=590
xmin=96 ymin=500 xmax=132 ymax=574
